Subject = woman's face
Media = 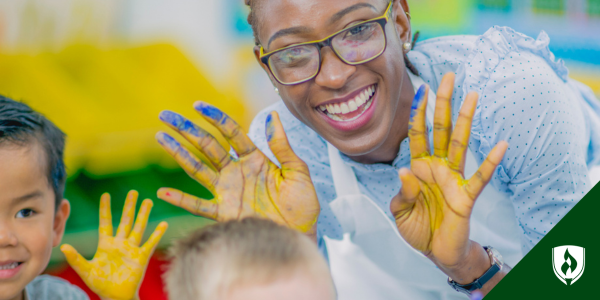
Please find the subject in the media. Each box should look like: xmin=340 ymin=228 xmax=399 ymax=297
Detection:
xmin=254 ymin=0 xmax=413 ymax=160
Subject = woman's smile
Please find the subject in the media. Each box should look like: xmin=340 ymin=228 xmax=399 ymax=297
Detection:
xmin=316 ymin=83 xmax=378 ymax=131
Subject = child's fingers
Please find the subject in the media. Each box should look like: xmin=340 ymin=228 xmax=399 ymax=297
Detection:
xmin=116 ymin=190 xmax=139 ymax=238
xmin=128 ymin=199 xmax=154 ymax=246
xmin=99 ymin=193 xmax=113 ymax=236
xmin=141 ymin=221 xmax=168 ymax=255
xmin=60 ymin=244 xmax=92 ymax=276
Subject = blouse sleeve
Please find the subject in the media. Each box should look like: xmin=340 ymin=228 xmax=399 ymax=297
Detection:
xmin=460 ymin=27 xmax=593 ymax=253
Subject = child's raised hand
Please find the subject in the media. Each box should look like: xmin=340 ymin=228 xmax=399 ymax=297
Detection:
xmin=60 ymin=191 xmax=168 ymax=300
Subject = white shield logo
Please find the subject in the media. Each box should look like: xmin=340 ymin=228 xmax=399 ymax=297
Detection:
xmin=552 ymin=245 xmax=585 ymax=285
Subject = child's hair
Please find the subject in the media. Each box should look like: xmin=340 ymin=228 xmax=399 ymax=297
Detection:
xmin=0 ymin=95 xmax=66 ymax=209
xmin=165 ymin=217 xmax=332 ymax=300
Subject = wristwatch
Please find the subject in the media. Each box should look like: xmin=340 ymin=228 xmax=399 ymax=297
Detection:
xmin=447 ymin=246 xmax=504 ymax=295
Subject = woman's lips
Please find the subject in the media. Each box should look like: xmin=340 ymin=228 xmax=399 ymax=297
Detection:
xmin=317 ymin=84 xmax=378 ymax=132
xmin=0 ymin=261 xmax=23 ymax=279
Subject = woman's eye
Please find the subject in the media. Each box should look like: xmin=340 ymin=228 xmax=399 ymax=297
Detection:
xmin=16 ymin=209 xmax=35 ymax=218
xmin=348 ymin=25 xmax=368 ymax=36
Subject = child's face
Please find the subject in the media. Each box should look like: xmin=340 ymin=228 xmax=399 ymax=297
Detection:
xmin=0 ymin=143 xmax=70 ymax=300
xmin=222 ymin=269 xmax=336 ymax=300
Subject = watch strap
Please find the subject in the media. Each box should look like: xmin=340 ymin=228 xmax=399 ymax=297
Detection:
xmin=448 ymin=246 xmax=502 ymax=294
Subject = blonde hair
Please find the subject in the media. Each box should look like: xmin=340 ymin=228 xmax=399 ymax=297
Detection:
xmin=164 ymin=217 xmax=332 ymax=300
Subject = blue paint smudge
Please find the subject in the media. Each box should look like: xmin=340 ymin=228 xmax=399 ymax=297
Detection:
xmin=160 ymin=133 xmax=181 ymax=150
xmin=410 ymin=84 xmax=426 ymax=121
xmin=195 ymin=102 xmax=223 ymax=122
xmin=265 ymin=113 xmax=275 ymax=142
xmin=182 ymin=120 xmax=202 ymax=137
xmin=159 ymin=111 xmax=184 ymax=128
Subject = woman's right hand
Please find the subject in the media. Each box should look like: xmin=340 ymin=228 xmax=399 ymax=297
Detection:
xmin=156 ymin=102 xmax=320 ymax=237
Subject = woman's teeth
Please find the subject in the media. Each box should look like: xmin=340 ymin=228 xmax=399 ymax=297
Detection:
xmin=0 ymin=262 xmax=20 ymax=270
xmin=319 ymin=85 xmax=376 ymax=122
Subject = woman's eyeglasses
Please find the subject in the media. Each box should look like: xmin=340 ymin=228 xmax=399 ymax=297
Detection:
xmin=259 ymin=1 xmax=393 ymax=86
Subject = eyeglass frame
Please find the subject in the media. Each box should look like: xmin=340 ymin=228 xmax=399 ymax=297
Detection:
xmin=259 ymin=0 xmax=393 ymax=86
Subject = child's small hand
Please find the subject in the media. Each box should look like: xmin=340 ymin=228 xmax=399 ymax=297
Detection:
xmin=60 ymin=191 xmax=168 ymax=300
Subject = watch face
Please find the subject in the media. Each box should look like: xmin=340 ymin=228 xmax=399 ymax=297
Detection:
xmin=489 ymin=247 xmax=504 ymax=265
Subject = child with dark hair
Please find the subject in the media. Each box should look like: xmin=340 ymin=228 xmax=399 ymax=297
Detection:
xmin=0 ymin=96 xmax=167 ymax=300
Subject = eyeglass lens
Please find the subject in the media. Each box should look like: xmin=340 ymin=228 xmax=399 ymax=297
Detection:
xmin=268 ymin=21 xmax=386 ymax=84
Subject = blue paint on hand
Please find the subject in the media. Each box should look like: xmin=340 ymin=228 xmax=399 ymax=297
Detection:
xmin=159 ymin=111 xmax=184 ymax=128
xmin=182 ymin=119 xmax=202 ymax=137
xmin=265 ymin=113 xmax=275 ymax=142
xmin=195 ymin=102 xmax=224 ymax=122
xmin=410 ymin=84 xmax=427 ymax=121
xmin=158 ymin=132 xmax=181 ymax=150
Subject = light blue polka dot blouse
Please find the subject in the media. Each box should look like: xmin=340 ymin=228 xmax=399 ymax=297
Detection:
xmin=248 ymin=26 xmax=600 ymax=255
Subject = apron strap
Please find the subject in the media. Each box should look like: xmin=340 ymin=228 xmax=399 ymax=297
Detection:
xmin=327 ymin=142 xmax=361 ymax=197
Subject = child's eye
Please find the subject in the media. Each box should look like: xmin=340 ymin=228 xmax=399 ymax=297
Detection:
xmin=16 ymin=209 xmax=35 ymax=218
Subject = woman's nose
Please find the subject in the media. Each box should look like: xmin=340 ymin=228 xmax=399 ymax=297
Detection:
xmin=314 ymin=47 xmax=356 ymax=89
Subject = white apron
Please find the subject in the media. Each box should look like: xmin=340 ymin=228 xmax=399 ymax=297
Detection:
xmin=323 ymin=73 xmax=524 ymax=300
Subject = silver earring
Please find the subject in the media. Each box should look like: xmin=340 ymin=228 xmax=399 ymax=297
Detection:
xmin=274 ymin=87 xmax=280 ymax=95
xmin=403 ymin=42 xmax=412 ymax=51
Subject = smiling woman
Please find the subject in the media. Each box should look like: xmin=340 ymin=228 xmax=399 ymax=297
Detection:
xmin=157 ymin=0 xmax=600 ymax=299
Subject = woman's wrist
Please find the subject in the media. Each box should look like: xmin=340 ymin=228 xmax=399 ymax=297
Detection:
xmin=444 ymin=241 xmax=491 ymax=285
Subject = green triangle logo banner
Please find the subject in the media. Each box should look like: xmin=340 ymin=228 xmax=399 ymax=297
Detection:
xmin=486 ymin=183 xmax=599 ymax=298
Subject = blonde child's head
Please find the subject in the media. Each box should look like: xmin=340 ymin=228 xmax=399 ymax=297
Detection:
xmin=165 ymin=217 xmax=336 ymax=300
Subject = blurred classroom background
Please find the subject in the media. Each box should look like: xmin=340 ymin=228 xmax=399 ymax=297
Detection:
xmin=0 ymin=0 xmax=599 ymax=299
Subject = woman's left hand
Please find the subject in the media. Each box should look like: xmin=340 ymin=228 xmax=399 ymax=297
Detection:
xmin=60 ymin=191 xmax=168 ymax=300
xmin=390 ymin=73 xmax=508 ymax=282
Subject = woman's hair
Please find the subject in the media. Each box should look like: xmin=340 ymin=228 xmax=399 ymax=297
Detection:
xmin=164 ymin=217 xmax=332 ymax=300
xmin=245 ymin=0 xmax=419 ymax=75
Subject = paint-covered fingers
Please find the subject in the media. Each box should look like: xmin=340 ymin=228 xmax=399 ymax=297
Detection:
xmin=408 ymin=85 xmax=431 ymax=159
xmin=447 ymin=92 xmax=478 ymax=174
xmin=141 ymin=221 xmax=168 ymax=255
xmin=157 ymin=188 xmax=218 ymax=219
xmin=156 ymin=132 xmax=219 ymax=194
xmin=98 ymin=193 xmax=113 ymax=236
xmin=115 ymin=190 xmax=139 ymax=238
xmin=266 ymin=111 xmax=310 ymax=176
xmin=60 ymin=244 xmax=92 ymax=276
xmin=432 ymin=73 xmax=455 ymax=158
xmin=159 ymin=110 xmax=231 ymax=170
xmin=128 ymin=199 xmax=153 ymax=246
xmin=464 ymin=141 xmax=508 ymax=201
xmin=194 ymin=101 xmax=257 ymax=156
xmin=391 ymin=168 xmax=422 ymax=217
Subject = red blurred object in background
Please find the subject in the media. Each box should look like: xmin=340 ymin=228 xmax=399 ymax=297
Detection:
xmin=47 ymin=252 xmax=169 ymax=300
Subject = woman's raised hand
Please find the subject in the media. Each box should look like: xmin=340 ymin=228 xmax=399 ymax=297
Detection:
xmin=61 ymin=191 xmax=168 ymax=300
xmin=390 ymin=73 xmax=508 ymax=278
xmin=156 ymin=102 xmax=320 ymax=236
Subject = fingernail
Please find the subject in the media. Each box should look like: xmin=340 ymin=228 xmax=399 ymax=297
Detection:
xmin=265 ymin=113 xmax=274 ymax=142
xmin=195 ymin=102 xmax=223 ymax=121
xmin=410 ymin=85 xmax=427 ymax=120
xmin=159 ymin=111 xmax=184 ymax=128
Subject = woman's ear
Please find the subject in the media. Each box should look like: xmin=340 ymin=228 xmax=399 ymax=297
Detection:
xmin=52 ymin=199 xmax=71 ymax=247
xmin=392 ymin=0 xmax=412 ymax=51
